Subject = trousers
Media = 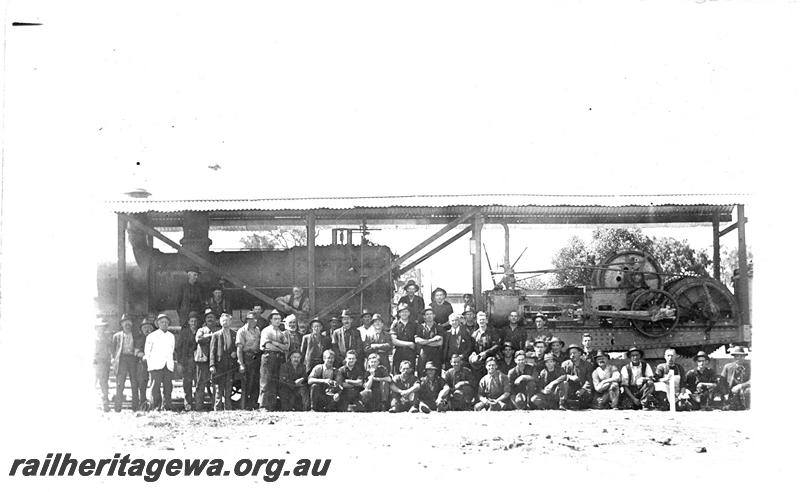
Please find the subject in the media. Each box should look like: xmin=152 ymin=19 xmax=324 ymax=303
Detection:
xmin=259 ymin=352 xmax=284 ymax=411
xmin=149 ymin=368 xmax=173 ymax=410
xmin=115 ymin=354 xmax=140 ymax=412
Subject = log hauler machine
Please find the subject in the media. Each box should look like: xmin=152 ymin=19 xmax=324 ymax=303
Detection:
xmin=103 ymin=195 xmax=751 ymax=360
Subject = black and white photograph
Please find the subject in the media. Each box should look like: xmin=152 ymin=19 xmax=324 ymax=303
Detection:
xmin=0 ymin=1 xmax=796 ymax=491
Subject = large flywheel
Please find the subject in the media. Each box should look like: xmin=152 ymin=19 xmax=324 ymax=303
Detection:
xmin=592 ymin=250 xmax=663 ymax=290
xmin=629 ymin=288 xmax=679 ymax=338
xmin=665 ymin=277 xmax=739 ymax=326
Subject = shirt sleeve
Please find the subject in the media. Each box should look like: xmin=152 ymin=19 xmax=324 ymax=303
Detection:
xmin=235 ymin=327 xmax=246 ymax=347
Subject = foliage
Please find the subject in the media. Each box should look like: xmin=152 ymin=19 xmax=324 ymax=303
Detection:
xmin=720 ymin=246 xmax=754 ymax=287
xmin=240 ymin=228 xmax=312 ymax=250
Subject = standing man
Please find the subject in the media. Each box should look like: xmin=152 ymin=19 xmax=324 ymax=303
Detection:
xmin=94 ymin=318 xmax=112 ymax=412
xmin=441 ymin=354 xmax=475 ymax=411
xmin=389 ymin=360 xmax=421 ymax=413
xmin=209 ymin=313 xmax=238 ymax=411
xmin=496 ymin=342 xmax=517 ymax=375
xmin=429 ymin=287 xmax=453 ymax=325
xmin=654 ymin=348 xmax=687 ymax=410
xmin=279 ymin=351 xmax=309 ymax=411
xmin=236 ymin=311 xmax=262 ymax=410
xmin=361 ymin=353 xmax=392 ymax=412
xmin=363 ymin=314 xmax=393 ymax=369
xmin=442 ymin=313 xmax=473 ymax=370
xmin=308 ymin=349 xmax=340 ymax=412
xmin=620 ymin=347 xmax=656 ymax=410
xmin=398 ymin=279 xmax=425 ymax=323
xmin=276 ymin=286 xmax=311 ymax=320
xmin=193 ymin=308 xmax=217 ymax=410
xmin=720 ymin=346 xmax=750 ymax=410
xmin=335 ymin=350 xmax=366 ymax=411
xmin=135 ymin=319 xmax=154 ymax=411
xmin=592 ymin=351 xmax=621 ymax=409
xmin=326 ymin=315 xmax=341 ymax=339
xmin=532 ymin=313 xmax=551 ymax=340
xmin=331 ymin=310 xmax=364 ymax=367
xmin=252 ymin=305 xmax=269 ymax=329
xmin=462 ymin=305 xmax=478 ymax=332
xmin=300 ymin=318 xmax=332 ymax=374
xmin=531 ymin=353 xmax=567 ymax=410
xmin=283 ymin=314 xmax=303 ymax=361
xmin=415 ymin=308 xmax=443 ymax=377
xmin=508 ymin=350 xmax=538 ymax=410
xmin=259 ymin=309 xmax=289 ymax=411
xmin=581 ymin=333 xmax=599 ymax=369
xmin=144 ymin=313 xmax=176 ymax=411
xmin=205 ymin=285 xmax=231 ymax=318
xmin=390 ymin=304 xmax=418 ymax=374
xmin=560 ymin=344 xmax=594 ymax=410
xmin=418 ymin=361 xmax=447 ymax=413
xmin=526 ymin=338 xmax=548 ymax=375
xmin=176 ymin=311 xmax=201 ymax=411
xmin=177 ymin=267 xmax=203 ymax=328
xmin=684 ymin=351 xmax=720 ymax=411
xmin=475 ymin=358 xmax=512 ymax=411
xmin=503 ymin=311 xmax=527 ymax=351
xmin=111 ymin=314 xmax=142 ymax=412
xmin=357 ymin=309 xmax=374 ymax=342
xmin=468 ymin=311 xmax=502 ymax=380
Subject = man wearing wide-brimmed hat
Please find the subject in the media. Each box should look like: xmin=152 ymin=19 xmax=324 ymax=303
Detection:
xmin=300 ymin=318 xmax=332 ymax=374
xmin=144 ymin=313 xmax=176 ymax=411
xmin=331 ymin=309 xmax=364 ymax=367
xmin=429 ymin=287 xmax=453 ymax=325
xmin=531 ymin=353 xmax=567 ymax=410
xmin=363 ymin=314 xmax=392 ymax=369
xmin=591 ymin=351 xmax=621 ymax=409
xmin=720 ymin=346 xmax=750 ymax=410
xmin=111 ymin=314 xmax=143 ymax=412
xmin=547 ymin=336 xmax=568 ymax=366
xmin=684 ymin=351 xmax=720 ymax=411
xmin=418 ymin=361 xmax=447 ymax=413
xmin=390 ymin=303 xmax=419 ymax=374
xmin=398 ymin=279 xmax=426 ymax=323
xmin=620 ymin=347 xmax=656 ymax=410
xmin=560 ymin=344 xmax=593 ymax=410
xmin=356 ymin=309 xmax=374 ymax=342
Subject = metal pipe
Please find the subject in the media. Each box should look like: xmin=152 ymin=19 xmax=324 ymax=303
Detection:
xmin=736 ymin=204 xmax=750 ymax=325
xmin=712 ymin=214 xmax=721 ymax=280
xmin=117 ymin=214 xmax=127 ymax=319
xmin=306 ymin=212 xmax=316 ymax=313
xmin=472 ymin=212 xmax=484 ymax=311
xmin=501 ymin=222 xmax=510 ymax=268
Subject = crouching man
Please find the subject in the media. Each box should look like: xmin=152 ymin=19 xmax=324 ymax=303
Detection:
xmin=441 ymin=354 xmax=475 ymax=411
xmin=531 ymin=353 xmax=567 ymax=410
xmin=389 ymin=360 xmax=420 ymax=413
xmin=361 ymin=353 xmax=392 ymax=412
xmin=308 ymin=350 xmax=340 ymax=412
xmin=720 ymin=346 xmax=750 ymax=410
xmin=336 ymin=350 xmax=366 ymax=412
xmin=475 ymin=357 xmax=511 ymax=411
xmin=278 ymin=351 xmax=309 ymax=411
xmin=620 ymin=347 xmax=656 ymax=410
xmin=418 ymin=361 xmax=447 ymax=413
xmin=591 ymin=351 xmax=620 ymax=409
xmin=559 ymin=344 xmax=593 ymax=410
xmin=682 ymin=351 xmax=720 ymax=411
xmin=508 ymin=350 xmax=538 ymax=410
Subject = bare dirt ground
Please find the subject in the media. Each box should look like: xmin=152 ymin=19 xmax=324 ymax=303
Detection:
xmin=95 ymin=409 xmax=754 ymax=487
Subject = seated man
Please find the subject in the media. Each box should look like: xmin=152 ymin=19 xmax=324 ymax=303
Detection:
xmin=389 ymin=360 xmax=421 ymax=413
xmin=591 ymin=351 xmax=620 ymax=409
xmin=654 ymin=348 xmax=687 ymax=410
xmin=335 ymin=350 xmax=366 ymax=412
xmin=619 ymin=347 xmax=656 ymax=410
xmin=475 ymin=357 xmax=512 ymax=411
xmin=682 ymin=350 xmax=720 ymax=411
xmin=307 ymin=350 xmax=340 ymax=412
xmin=418 ymin=361 xmax=447 ymax=413
xmin=508 ymin=350 xmax=538 ymax=410
xmin=361 ymin=353 xmax=392 ymax=412
xmin=720 ymin=346 xmax=750 ymax=410
xmin=560 ymin=344 xmax=593 ymax=410
xmin=278 ymin=351 xmax=309 ymax=411
xmin=531 ymin=353 xmax=567 ymax=410
xmin=441 ymin=354 xmax=475 ymax=411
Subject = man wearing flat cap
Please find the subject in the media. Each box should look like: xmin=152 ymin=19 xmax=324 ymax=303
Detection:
xmin=144 ymin=313 xmax=176 ymax=411
xmin=560 ymin=344 xmax=593 ymax=410
xmin=259 ymin=309 xmax=289 ymax=411
xmin=591 ymin=351 xmax=621 ymax=409
xmin=177 ymin=267 xmax=204 ymax=328
xmin=683 ymin=351 xmax=720 ymax=411
xmin=390 ymin=303 xmax=419 ymax=374
xmin=398 ymin=279 xmax=426 ymax=323
xmin=176 ymin=311 xmax=201 ymax=411
xmin=719 ymin=346 xmax=750 ymax=410
xmin=429 ymin=287 xmax=453 ymax=325
xmin=236 ymin=311 xmax=262 ymax=410
xmin=111 ymin=314 xmax=143 ymax=412
xmin=363 ymin=314 xmax=393 ymax=369
xmin=331 ymin=309 xmax=364 ymax=367
xmin=620 ymin=347 xmax=656 ymax=410
xmin=415 ymin=308 xmax=443 ymax=377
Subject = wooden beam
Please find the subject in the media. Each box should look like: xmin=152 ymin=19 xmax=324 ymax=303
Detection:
xmin=472 ymin=213 xmax=484 ymax=311
xmin=123 ymin=214 xmax=286 ymax=313
xmin=117 ymin=214 xmax=127 ymax=318
xmin=306 ymin=212 xmax=317 ymax=313
xmin=712 ymin=215 xmax=721 ymax=280
xmin=718 ymin=220 xmax=745 ymax=238
xmin=312 ymin=210 xmax=478 ymax=319
xmin=397 ymin=226 xmax=472 ymax=275
xmin=736 ymin=205 xmax=750 ymax=325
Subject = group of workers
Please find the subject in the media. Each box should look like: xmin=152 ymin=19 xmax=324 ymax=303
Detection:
xmin=93 ymin=275 xmax=751 ymax=413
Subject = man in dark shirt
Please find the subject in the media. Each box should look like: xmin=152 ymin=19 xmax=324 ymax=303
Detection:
xmin=361 ymin=353 xmax=392 ymax=412
xmin=176 ymin=311 xmax=201 ymax=411
xmin=398 ymin=279 xmax=426 ymax=323
xmin=548 ymin=337 xmax=569 ymax=365
xmin=301 ymin=318 xmax=332 ymax=374
xmin=331 ymin=310 xmax=364 ymax=367
xmin=308 ymin=350 xmax=339 ymax=412
xmin=581 ymin=333 xmax=599 ymax=370
xmin=111 ymin=314 xmax=143 ymax=412
xmin=279 ymin=351 xmax=309 ymax=411
xmin=429 ymin=287 xmax=453 ymax=325
xmin=335 ymin=350 xmax=366 ymax=411
xmin=415 ymin=308 xmax=443 ymax=377
xmin=720 ymin=346 xmax=750 ymax=410
xmin=363 ymin=314 xmax=393 ymax=369
xmin=468 ymin=311 xmax=502 ymax=379
xmin=441 ymin=354 xmax=475 ymax=411
xmin=683 ymin=351 xmax=720 ymax=411
xmin=442 ymin=313 xmax=473 ymax=370
xmin=252 ymin=305 xmax=269 ymax=329
xmin=389 ymin=360 xmax=420 ymax=413
xmin=496 ymin=342 xmax=517 ymax=375
xmin=502 ymin=311 xmax=527 ymax=351
xmin=390 ymin=303 xmax=418 ymax=374
xmin=531 ymin=353 xmax=567 ymax=410
xmin=560 ymin=344 xmax=594 ymax=410
xmin=205 ymin=285 xmax=231 ymax=319
xmin=462 ymin=305 xmax=478 ymax=332
xmin=475 ymin=357 xmax=512 ymax=411
xmin=508 ymin=350 xmax=537 ymax=410
xmin=177 ymin=267 xmax=204 ymax=328
xmin=418 ymin=361 xmax=447 ymax=413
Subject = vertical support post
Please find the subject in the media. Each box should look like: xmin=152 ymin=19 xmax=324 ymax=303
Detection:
xmin=306 ymin=212 xmax=317 ymax=314
xmin=712 ymin=214 xmax=721 ymax=280
xmin=145 ymin=234 xmax=154 ymax=314
xmin=117 ymin=214 xmax=127 ymax=318
xmin=736 ymin=204 xmax=750 ymax=325
xmin=472 ymin=212 xmax=484 ymax=311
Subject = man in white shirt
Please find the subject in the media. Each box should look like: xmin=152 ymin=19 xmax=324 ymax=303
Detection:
xmin=144 ymin=313 xmax=176 ymax=411
xmin=259 ymin=309 xmax=289 ymax=411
